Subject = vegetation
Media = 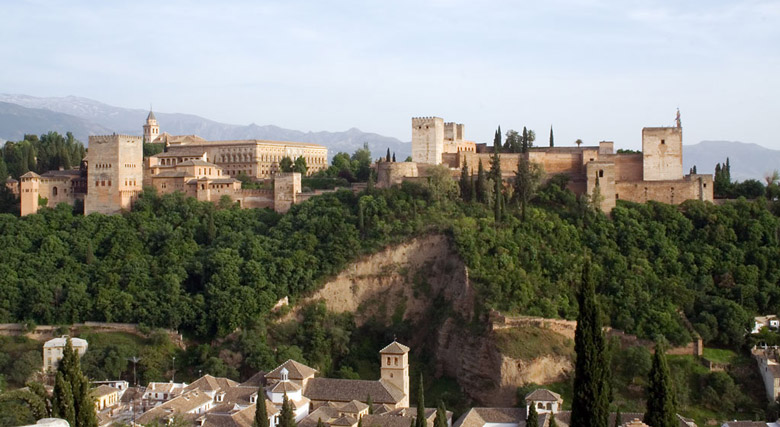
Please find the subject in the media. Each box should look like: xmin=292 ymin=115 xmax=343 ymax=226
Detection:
xmin=53 ymin=338 xmax=97 ymax=427
xmin=494 ymin=328 xmax=573 ymax=360
xmin=571 ymin=261 xmax=610 ymax=427
xmin=2 ymin=132 xmax=86 ymax=179
xmin=644 ymin=344 xmax=677 ymax=427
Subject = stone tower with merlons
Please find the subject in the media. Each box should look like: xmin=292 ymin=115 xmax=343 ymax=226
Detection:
xmin=380 ymin=340 xmax=410 ymax=407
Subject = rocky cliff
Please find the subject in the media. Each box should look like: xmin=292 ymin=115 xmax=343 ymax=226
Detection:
xmin=290 ymin=233 xmax=574 ymax=406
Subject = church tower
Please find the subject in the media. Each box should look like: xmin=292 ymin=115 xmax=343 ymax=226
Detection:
xmin=380 ymin=341 xmax=410 ymax=408
xmin=143 ymin=109 xmax=159 ymax=143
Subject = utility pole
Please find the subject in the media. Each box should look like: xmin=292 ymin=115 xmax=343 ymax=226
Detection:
xmin=171 ymin=356 xmax=176 ymax=383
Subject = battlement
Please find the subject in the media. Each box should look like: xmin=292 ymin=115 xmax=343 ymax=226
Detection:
xmin=411 ymin=117 xmax=443 ymax=128
xmin=89 ymin=134 xmax=143 ymax=145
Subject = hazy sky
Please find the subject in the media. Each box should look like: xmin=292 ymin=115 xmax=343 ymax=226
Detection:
xmin=1 ymin=0 xmax=779 ymax=150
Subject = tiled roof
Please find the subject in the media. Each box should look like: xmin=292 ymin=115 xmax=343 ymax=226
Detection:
xmin=184 ymin=374 xmax=238 ymax=393
xmin=331 ymin=415 xmax=358 ymax=426
xmin=270 ymin=381 xmax=302 ymax=393
xmin=92 ymin=385 xmax=119 ymax=398
xmin=525 ymin=389 xmax=562 ymax=402
xmin=154 ymin=171 xmax=189 ymax=178
xmin=266 ymin=360 xmax=318 ymax=380
xmin=454 ymin=407 xmax=525 ymax=427
xmin=178 ymin=159 xmax=217 ymax=167
xmin=43 ymin=336 xmax=88 ymax=348
xmin=551 ymin=411 xmax=693 ymax=427
xmin=304 ymin=378 xmax=405 ymax=404
xmin=361 ymin=414 xmax=418 ymax=427
xmin=239 ymin=371 xmax=267 ymax=388
xmin=136 ymin=390 xmax=212 ymax=424
xmin=340 ymin=400 xmax=369 ymax=414
xmin=19 ymin=171 xmax=41 ymax=178
xmin=380 ymin=341 xmax=410 ymax=354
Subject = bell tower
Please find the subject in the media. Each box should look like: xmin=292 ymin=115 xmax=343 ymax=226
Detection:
xmin=379 ymin=341 xmax=410 ymax=408
xmin=143 ymin=109 xmax=160 ymax=143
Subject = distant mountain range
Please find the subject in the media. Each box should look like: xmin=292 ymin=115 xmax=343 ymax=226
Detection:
xmin=0 ymin=94 xmax=777 ymax=181
xmin=0 ymin=94 xmax=412 ymax=160
xmin=683 ymin=141 xmax=780 ymax=182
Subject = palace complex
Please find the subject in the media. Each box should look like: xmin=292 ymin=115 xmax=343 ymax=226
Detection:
xmin=378 ymin=113 xmax=713 ymax=212
xmin=16 ymin=111 xmax=330 ymax=216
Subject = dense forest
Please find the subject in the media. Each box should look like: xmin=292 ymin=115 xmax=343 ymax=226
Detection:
xmin=1 ymin=170 xmax=779 ymax=348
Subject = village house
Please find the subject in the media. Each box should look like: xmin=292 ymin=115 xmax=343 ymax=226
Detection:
xmin=42 ymin=335 xmax=88 ymax=373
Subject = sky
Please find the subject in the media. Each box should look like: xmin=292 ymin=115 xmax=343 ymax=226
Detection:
xmin=1 ymin=0 xmax=779 ymax=150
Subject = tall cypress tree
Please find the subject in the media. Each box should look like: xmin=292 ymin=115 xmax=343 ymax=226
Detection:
xmin=614 ymin=408 xmax=621 ymax=427
xmin=434 ymin=401 xmax=447 ymax=427
xmin=366 ymin=395 xmax=374 ymax=414
xmin=644 ymin=343 xmax=677 ymax=427
xmin=280 ymin=393 xmax=296 ymax=427
xmin=526 ymin=402 xmax=539 ymax=427
xmin=549 ymin=414 xmax=558 ymax=427
xmin=476 ymin=160 xmax=487 ymax=204
xmin=549 ymin=126 xmax=554 ymax=148
xmin=386 ymin=148 xmax=392 ymax=162
xmin=52 ymin=337 xmax=97 ymax=427
xmin=459 ymin=161 xmax=472 ymax=202
xmin=522 ymin=127 xmax=529 ymax=153
xmin=254 ymin=388 xmax=269 ymax=427
xmin=416 ymin=374 xmax=426 ymax=427
xmin=571 ymin=260 xmax=611 ymax=427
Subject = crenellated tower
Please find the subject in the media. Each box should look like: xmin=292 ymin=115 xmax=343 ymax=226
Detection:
xmin=412 ymin=117 xmax=444 ymax=165
xmin=84 ymin=134 xmax=143 ymax=215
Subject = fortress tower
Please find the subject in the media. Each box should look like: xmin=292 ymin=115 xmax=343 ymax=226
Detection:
xmin=642 ymin=126 xmax=683 ymax=181
xmin=379 ymin=341 xmax=410 ymax=408
xmin=143 ymin=109 xmax=160 ymax=144
xmin=84 ymin=134 xmax=144 ymax=215
xmin=412 ymin=117 xmax=444 ymax=165
xmin=19 ymin=172 xmax=41 ymax=216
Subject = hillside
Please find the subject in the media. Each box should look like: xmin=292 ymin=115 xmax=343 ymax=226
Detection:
xmin=0 ymin=94 xmax=412 ymax=158
xmin=684 ymin=140 xmax=780 ymax=182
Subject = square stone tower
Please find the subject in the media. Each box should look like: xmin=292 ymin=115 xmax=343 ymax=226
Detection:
xmin=642 ymin=127 xmax=683 ymax=181
xmin=85 ymin=134 xmax=143 ymax=215
xmin=412 ymin=117 xmax=444 ymax=165
xmin=380 ymin=341 xmax=410 ymax=408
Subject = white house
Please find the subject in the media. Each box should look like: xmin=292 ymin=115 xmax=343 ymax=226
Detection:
xmin=753 ymin=315 xmax=780 ymax=334
xmin=42 ymin=336 xmax=88 ymax=373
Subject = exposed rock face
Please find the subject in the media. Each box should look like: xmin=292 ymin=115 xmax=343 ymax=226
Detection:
xmin=291 ymin=233 xmax=573 ymax=406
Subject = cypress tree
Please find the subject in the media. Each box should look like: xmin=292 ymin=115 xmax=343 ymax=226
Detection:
xmin=386 ymin=148 xmax=391 ymax=162
xmin=522 ymin=127 xmax=529 ymax=153
xmin=254 ymin=389 xmax=269 ymax=427
xmin=459 ymin=161 xmax=472 ymax=202
xmin=434 ymin=401 xmax=447 ymax=427
xmin=280 ymin=393 xmax=296 ymax=427
xmin=571 ymin=260 xmax=611 ymax=427
xmin=416 ymin=374 xmax=426 ymax=427
xmin=476 ymin=160 xmax=487 ymax=203
xmin=52 ymin=337 xmax=97 ymax=427
xmin=392 ymin=153 xmax=396 ymax=162
xmin=490 ymin=153 xmax=503 ymax=221
xmin=367 ymin=395 xmax=374 ymax=414
xmin=549 ymin=126 xmax=554 ymax=148
xmin=526 ymin=402 xmax=539 ymax=427
xmin=644 ymin=344 xmax=677 ymax=427
xmin=0 ymin=157 xmax=8 ymax=180
xmin=614 ymin=408 xmax=622 ymax=427
xmin=549 ymin=414 xmax=558 ymax=427
xmin=317 ymin=418 xmax=325 ymax=427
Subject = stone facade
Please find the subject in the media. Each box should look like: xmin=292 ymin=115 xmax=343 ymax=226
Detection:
xmin=398 ymin=116 xmax=713 ymax=212
xmin=146 ymin=112 xmax=328 ymax=179
xmin=84 ymin=134 xmax=144 ymax=215
xmin=274 ymin=172 xmax=302 ymax=213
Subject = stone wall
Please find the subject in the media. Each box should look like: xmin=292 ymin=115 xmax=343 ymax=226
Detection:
xmin=642 ymin=127 xmax=683 ymax=181
xmin=615 ymin=174 xmax=713 ymax=204
xmin=85 ymin=134 xmax=143 ymax=215
xmin=274 ymin=172 xmax=301 ymax=213
xmin=377 ymin=161 xmax=419 ymax=188
xmin=412 ymin=117 xmax=444 ymax=165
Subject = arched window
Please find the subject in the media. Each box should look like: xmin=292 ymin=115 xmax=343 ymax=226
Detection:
xmin=52 ymin=187 xmax=58 ymax=196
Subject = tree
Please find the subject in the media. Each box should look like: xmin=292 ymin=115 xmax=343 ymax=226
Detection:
xmin=280 ymin=156 xmax=294 ymax=173
xmin=575 ymin=139 xmax=583 ymax=147
xmin=280 ymin=393 xmax=296 ymax=427
xmin=644 ymin=343 xmax=677 ymax=427
xmin=549 ymin=126 xmax=554 ymax=148
xmin=293 ymin=156 xmax=308 ymax=175
xmin=476 ymin=160 xmax=488 ymax=203
xmin=0 ymin=157 xmax=8 ymax=180
xmin=392 ymin=153 xmax=396 ymax=162
xmin=490 ymin=137 xmax=503 ymax=221
xmin=317 ymin=418 xmax=325 ymax=427
xmin=386 ymin=148 xmax=392 ymax=162
xmin=416 ymin=374 xmax=425 ymax=427
xmin=52 ymin=337 xmax=97 ymax=427
xmin=522 ymin=127 xmax=529 ymax=153
xmin=367 ymin=395 xmax=374 ymax=414
xmin=614 ymin=408 xmax=621 ymax=427
xmin=459 ymin=161 xmax=472 ymax=202
xmin=504 ymin=130 xmax=521 ymax=152
xmin=254 ymin=386 xmax=269 ymax=427
xmin=571 ymin=260 xmax=610 ymax=427
xmin=526 ymin=401 xmax=539 ymax=427
xmin=513 ymin=157 xmax=543 ymax=221
xmin=435 ymin=401 xmax=447 ymax=427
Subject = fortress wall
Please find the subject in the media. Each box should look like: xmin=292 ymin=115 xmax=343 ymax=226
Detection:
xmin=529 ymin=151 xmax=584 ymax=175
xmin=377 ymin=161 xmax=419 ymax=188
xmin=37 ymin=177 xmax=78 ymax=208
xmin=616 ymin=175 xmax=712 ymax=205
xmin=612 ymin=154 xmax=644 ymax=181
xmin=642 ymin=127 xmax=683 ymax=181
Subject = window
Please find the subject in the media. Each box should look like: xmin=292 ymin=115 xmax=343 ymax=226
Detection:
xmin=53 ymin=187 xmax=58 ymax=196
xmin=661 ymin=139 xmax=666 ymax=145
xmin=394 ymin=357 xmax=398 ymax=366
xmin=599 ymin=170 xmax=604 ymax=178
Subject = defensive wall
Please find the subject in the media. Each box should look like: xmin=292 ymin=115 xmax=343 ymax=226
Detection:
xmin=0 ymin=322 xmax=184 ymax=348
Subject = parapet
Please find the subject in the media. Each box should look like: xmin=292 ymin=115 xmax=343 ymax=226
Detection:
xmin=89 ymin=134 xmax=143 ymax=145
